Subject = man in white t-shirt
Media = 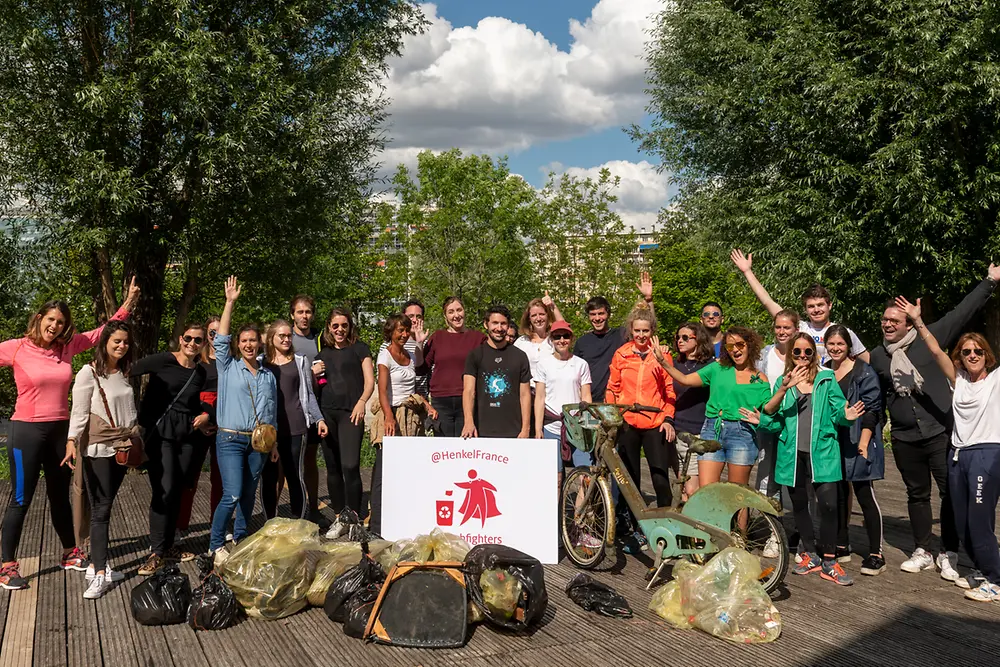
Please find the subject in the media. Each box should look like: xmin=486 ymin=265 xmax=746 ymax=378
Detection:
xmin=533 ymin=320 xmax=593 ymax=471
xmin=730 ymin=249 xmax=869 ymax=364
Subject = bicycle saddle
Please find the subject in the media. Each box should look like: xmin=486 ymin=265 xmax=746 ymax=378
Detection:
xmin=676 ymin=432 xmax=722 ymax=454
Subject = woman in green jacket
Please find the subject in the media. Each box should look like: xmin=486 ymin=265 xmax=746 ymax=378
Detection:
xmin=743 ymin=332 xmax=865 ymax=586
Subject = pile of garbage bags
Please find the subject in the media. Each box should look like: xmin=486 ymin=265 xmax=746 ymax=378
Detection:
xmin=649 ymin=547 xmax=782 ymax=644
xmin=131 ymin=559 xmax=241 ymax=631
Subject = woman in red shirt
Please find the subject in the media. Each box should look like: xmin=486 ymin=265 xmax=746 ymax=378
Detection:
xmin=423 ymin=297 xmax=486 ymax=438
xmin=0 ymin=279 xmax=138 ymax=590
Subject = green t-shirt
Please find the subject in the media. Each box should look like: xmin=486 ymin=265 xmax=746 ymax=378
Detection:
xmin=696 ymin=361 xmax=771 ymax=421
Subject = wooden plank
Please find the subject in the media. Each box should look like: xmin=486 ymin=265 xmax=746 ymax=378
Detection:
xmin=0 ymin=489 xmax=12 ymax=648
xmin=0 ymin=487 xmax=47 ymax=667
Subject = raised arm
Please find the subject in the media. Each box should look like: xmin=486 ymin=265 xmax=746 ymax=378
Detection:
xmin=637 ymin=271 xmax=655 ymax=314
xmin=896 ymin=296 xmax=955 ymax=384
xmin=541 ymin=291 xmax=565 ymax=323
xmin=69 ymin=277 xmax=140 ymax=356
xmin=929 ymin=264 xmax=1000 ymax=347
xmin=219 ymin=275 xmax=240 ymax=338
xmin=731 ymin=250 xmax=782 ymax=318
xmin=650 ymin=336 xmax=704 ymax=387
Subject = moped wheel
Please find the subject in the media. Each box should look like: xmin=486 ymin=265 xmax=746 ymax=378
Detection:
xmin=561 ymin=467 xmax=613 ymax=569
xmin=688 ymin=508 xmax=789 ymax=596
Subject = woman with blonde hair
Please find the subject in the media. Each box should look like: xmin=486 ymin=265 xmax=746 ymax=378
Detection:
xmin=748 ymin=332 xmax=865 ymax=585
xmin=260 ymin=319 xmax=328 ymax=519
xmin=514 ymin=293 xmax=565 ymax=384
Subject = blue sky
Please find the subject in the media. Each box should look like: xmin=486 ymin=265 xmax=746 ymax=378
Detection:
xmin=381 ymin=0 xmax=669 ymax=232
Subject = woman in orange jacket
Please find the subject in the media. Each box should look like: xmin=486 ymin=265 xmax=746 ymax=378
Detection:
xmin=607 ymin=303 xmax=677 ymax=525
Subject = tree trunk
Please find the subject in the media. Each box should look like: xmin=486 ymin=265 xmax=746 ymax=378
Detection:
xmin=168 ymin=259 xmax=199 ymax=349
xmin=123 ymin=240 xmax=169 ymax=359
xmin=91 ymin=246 xmax=117 ymax=322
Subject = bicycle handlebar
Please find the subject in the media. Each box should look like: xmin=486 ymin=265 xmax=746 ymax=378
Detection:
xmin=575 ymin=402 xmax=663 ymax=415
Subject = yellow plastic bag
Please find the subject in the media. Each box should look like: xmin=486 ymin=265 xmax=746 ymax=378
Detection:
xmin=395 ymin=529 xmax=471 ymax=563
xmin=306 ymin=543 xmax=362 ymax=607
xmin=653 ymin=548 xmax=781 ymax=644
xmin=479 ymin=569 xmax=522 ymax=620
xmin=218 ymin=518 xmax=321 ymax=620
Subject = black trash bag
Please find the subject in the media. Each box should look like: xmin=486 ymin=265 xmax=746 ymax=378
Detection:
xmin=131 ymin=565 xmax=192 ymax=626
xmin=464 ymin=545 xmax=548 ymax=631
xmin=565 ymin=573 xmax=633 ymax=619
xmin=324 ymin=544 xmax=386 ymax=623
xmin=187 ymin=555 xmax=242 ymax=631
xmin=342 ymin=586 xmax=381 ymax=639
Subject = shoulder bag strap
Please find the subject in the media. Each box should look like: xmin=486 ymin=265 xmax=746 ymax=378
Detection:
xmin=90 ymin=366 xmax=117 ymax=429
xmin=156 ymin=364 xmax=199 ymax=428
xmin=245 ymin=379 xmax=262 ymax=427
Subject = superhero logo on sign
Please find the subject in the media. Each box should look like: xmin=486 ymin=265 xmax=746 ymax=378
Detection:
xmin=436 ymin=469 xmax=501 ymax=528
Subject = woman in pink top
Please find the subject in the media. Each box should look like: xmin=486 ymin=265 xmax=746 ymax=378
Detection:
xmin=0 ymin=279 xmax=138 ymax=590
xmin=423 ymin=296 xmax=485 ymax=438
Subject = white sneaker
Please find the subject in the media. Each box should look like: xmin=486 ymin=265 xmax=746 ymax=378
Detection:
xmin=964 ymin=580 xmax=1000 ymax=602
xmin=325 ymin=517 xmax=346 ymax=540
xmin=763 ymin=535 xmax=780 ymax=559
xmin=83 ymin=574 xmax=113 ymax=599
xmin=213 ymin=546 xmax=230 ymax=568
xmin=225 ymin=532 xmax=234 ymax=543
xmin=86 ymin=566 xmax=124 ymax=583
xmin=937 ymin=551 xmax=960 ymax=581
xmin=900 ymin=547 xmax=935 ymax=573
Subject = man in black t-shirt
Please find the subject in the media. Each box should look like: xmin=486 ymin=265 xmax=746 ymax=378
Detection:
xmin=574 ymin=272 xmax=654 ymax=401
xmin=462 ymin=305 xmax=531 ymax=438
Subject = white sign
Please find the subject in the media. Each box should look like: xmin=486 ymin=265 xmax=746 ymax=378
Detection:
xmin=381 ymin=436 xmax=559 ymax=564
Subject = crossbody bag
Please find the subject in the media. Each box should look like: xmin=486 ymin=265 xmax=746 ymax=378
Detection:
xmin=90 ymin=367 xmax=146 ymax=467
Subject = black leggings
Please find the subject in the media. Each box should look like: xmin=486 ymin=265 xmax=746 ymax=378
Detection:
xmin=146 ymin=435 xmax=198 ymax=556
xmin=787 ymin=451 xmax=838 ymax=556
xmin=260 ymin=434 xmax=308 ymax=519
xmin=837 ymin=479 xmax=883 ymax=555
xmin=432 ymin=396 xmax=463 ymax=438
xmin=83 ymin=457 xmax=126 ymax=572
xmin=2 ymin=420 xmax=75 ymax=562
xmin=320 ymin=409 xmax=364 ymax=515
xmin=618 ymin=425 xmax=673 ymax=509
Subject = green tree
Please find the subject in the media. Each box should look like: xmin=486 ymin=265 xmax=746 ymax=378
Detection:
xmin=392 ymin=150 xmax=544 ymax=327
xmin=0 ymin=0 xmax=425 ymax=355
xmin=535 ymin=169 xmax=641 ymax=333
xmin=633 ymin=0 xmax=1000 ymax=343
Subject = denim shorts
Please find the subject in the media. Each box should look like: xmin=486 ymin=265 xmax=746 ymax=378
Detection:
xmin=698 ymin=417 xmax=759 ymax=466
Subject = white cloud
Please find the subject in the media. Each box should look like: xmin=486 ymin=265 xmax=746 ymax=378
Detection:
xmin=548 ymin=159 xmax=673 ymax=232
xmin=381 ymin=0 xmax=660 ymax=155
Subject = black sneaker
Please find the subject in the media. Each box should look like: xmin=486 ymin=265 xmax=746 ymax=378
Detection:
xmin=860 ymin=554 xmax=886 ymax=576
xmin=835 ymin=545 xmax=852 ymax=563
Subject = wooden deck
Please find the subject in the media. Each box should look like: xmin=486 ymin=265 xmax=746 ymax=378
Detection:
xmin=0 ymin=452 xmax=998 ymax=667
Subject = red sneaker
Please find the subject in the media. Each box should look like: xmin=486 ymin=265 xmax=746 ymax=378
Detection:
xmin=60 ymin=547 xmax=89 ymax=572
xmin=0 ymin=562 xmax=28 ymax=590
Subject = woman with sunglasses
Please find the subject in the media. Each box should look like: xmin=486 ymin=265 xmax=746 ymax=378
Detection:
xmin=653 ymin=326 xmax=769 ymax=489
xmin=316 ymin=307 xmax=374 ymax=538
xmin=746 ymin=333 xmax=865 ymax=586
xmin=175 ymin=316 xmax=221 ymax=540
xmin=534 ymin=320 xmax=592 ymax=470
xmin=669 ymin=322 xmax=714 ymax=499
xmin=895 ymin=296 xmax=1000 ymax=601
xmin=262 ymin=319 xmax=328 ymax=519
xmin=131 ymin=321 xmax=211 ymax=575
xmin=824 ymin=324 xmax=886 ymax=575
xmin=609 ymin=304 xmax=676 ymax=551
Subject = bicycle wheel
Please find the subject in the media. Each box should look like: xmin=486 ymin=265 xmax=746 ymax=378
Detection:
xmin=688 ymin=508 xmax=789 ymax=596
xmin=561 ymin=467 xmax=613 ymax=569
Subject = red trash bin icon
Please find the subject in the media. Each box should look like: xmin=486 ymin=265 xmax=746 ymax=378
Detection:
xmin=436 ymin=499 xmax=454 ymax=526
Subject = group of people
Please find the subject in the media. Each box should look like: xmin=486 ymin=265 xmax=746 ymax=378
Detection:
xmin=1 ymin=253 xmax=999 ymax=606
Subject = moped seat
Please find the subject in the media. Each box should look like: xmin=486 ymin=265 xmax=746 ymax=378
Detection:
xmin=676 ymin=432 xmax=722 ymax=454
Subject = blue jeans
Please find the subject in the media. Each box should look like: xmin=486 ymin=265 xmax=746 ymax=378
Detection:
xmin=544 ymin=429 xmax=591 ymax=472
xmin=698 ymin=417 xmax=759 ymax=466
xmin=210 ymin=431 xmax=267 ymax=552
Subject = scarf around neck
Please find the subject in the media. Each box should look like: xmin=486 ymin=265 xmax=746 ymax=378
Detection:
xmin=883 ymin=327 xmax=924 ymax=396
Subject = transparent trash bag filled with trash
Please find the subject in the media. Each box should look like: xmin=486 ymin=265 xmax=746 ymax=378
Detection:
xmin=306 ymin=542 xmax=364 ymax=607
xmin=649 ymin=548 xmax=781 ymax=644
xmin=217 ymin=518 xmax=321 ymax=620
xmin=390 ymin=528 xmax=471 ymax=564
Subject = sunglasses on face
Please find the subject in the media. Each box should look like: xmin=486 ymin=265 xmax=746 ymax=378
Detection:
xmin=551 ymin=332 xmax=572 ymax=341
xmin=702 ymin=311 xmax=721 ymax=318
xmin=208 ymin=330 xmax=217 ymax=338
xmin=792 ymin=347 xmax=815 ymax=358
xmin=962 ymin=348 xmax=985 ymax=357
xmin=330 ymin=323 xmax=349 ymax=330
xmin=181 ymin=335 xmax=204 ymax=345
xmin=676 ymin=334 xmax=693 ymax=343
xmin=725 ymin=341 xmax=746 ymax=351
